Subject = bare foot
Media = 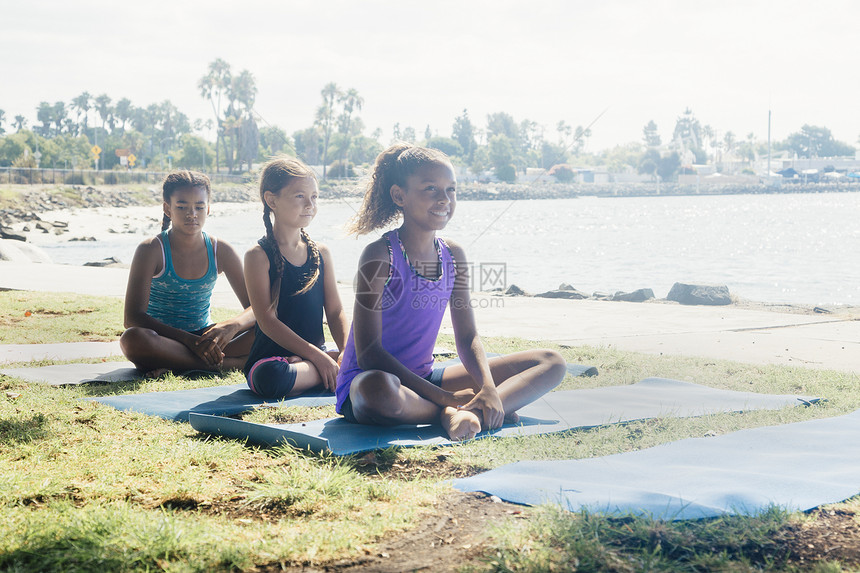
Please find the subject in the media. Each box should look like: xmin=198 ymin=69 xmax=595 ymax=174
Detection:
xmin=441 ymin=407 xmax=481 ymax=441
xmin=504 ymin=411 xmax=520 ymax=424
xmin=144 ymin=368 xmax=170 ymax=379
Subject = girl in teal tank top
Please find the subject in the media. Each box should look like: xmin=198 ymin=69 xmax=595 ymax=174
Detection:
xmin=120 ymin=170 xmax=256 ymax=376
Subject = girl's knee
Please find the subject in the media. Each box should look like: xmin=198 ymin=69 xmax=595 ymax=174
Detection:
xmin=119 ymin=327 xmax=153 ymax=359
xmin=541 ymin=348 xmax=566 ymax=369
xmin=351 ymin=371 xmax=401 ymax=418
xmin=247 ymin=357 xmax=298 ymax=399
xmin=541 ymin=349 xmax=567 ymax=386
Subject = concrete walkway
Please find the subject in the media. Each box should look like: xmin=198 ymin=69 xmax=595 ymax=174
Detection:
xmin=1 ymin=261 xmax=857 ymax=373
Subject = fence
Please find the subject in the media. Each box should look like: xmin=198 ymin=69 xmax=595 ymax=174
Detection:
xmin=0 ymin=167 xmax=248 ymax=186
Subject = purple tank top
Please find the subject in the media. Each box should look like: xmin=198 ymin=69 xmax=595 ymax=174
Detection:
xmin=335 ymin=229 xmax=456 ymax=412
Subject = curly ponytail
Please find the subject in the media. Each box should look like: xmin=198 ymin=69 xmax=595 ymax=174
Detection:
xmin=348 ymin=143 xmax=451 ymax=235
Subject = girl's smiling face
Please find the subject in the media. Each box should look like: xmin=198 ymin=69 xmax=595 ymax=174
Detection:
xmin=265 ymin=176 xmax=318 ymax=228
xmin=164 ymin=185 xmax=209 ymax=234
xmin=393 ymin=162 xmax=457 ymax=231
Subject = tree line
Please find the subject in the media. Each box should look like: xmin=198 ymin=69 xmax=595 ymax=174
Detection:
xmin=1 ymin=60 xmax=856 ymax=183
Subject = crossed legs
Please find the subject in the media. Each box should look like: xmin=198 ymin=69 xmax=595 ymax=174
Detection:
xmin=120 ymin=327 xmax=254 ymax=375
xmin=348 ymin=349 xmax=566 ymax=441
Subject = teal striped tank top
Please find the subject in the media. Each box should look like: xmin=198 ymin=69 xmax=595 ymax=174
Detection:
xmin=146 ymin=230 xmax=217 ymax=332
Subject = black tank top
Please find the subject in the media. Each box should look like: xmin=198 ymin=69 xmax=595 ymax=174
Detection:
xmin=243 ymin=241 xmax=325 ymax=376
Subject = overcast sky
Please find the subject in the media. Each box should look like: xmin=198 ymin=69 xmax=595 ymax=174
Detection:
xmin=2 ymin=0 xmax=857 ymax=151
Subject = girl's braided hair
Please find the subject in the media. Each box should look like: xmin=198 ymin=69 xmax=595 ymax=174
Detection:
xmin=259 ymin=156 xmax=321 ymax=306
xmin=161 ymin=170 xmax=211 ymax=231
xmin=348 ymin=143 xmax=451 ymax=235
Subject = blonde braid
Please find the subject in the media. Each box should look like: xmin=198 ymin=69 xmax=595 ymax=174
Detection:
xmin=295 ymin=229 xmax=321 ymax=295
xmin=260 ymin=203 xmax=284 ymax=309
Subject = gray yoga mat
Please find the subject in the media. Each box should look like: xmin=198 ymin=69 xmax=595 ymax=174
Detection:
xmin=90 ymin=384 xmax=336 ymax=422
xmin=436 ymin=355 xmax=598 ymax=378
xmin=0 ymin=361 xmax=143 ymax=386
xmin=0 ymin=341 xmax=123 ymax=365
xmin=189 ymin=378 xmax=817 ymax=455
xmin=453 ymin=409 xmax=858 ymax=521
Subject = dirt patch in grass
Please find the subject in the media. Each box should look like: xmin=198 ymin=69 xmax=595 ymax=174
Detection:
xmin=263 ymin=491 xmax=522 ymax=572
xmin=349 ymin=450 xmax=486 ymax=481
xmin=781 ymin=507 xmax=860 ymax=567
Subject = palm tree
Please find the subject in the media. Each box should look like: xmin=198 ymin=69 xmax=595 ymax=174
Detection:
xmin=198 ymin=59 xmax=232 ymax=172
xmin=574 ymin=125 xmax=592 ymax=154
xmin=556 ymin=120 xmax=571 ymax=145
xmin=13 ymin=115 xmax=27 ymax=132
xmin=94 ymin=94 xmax=112 ymax=131
xmin=229 ymin=70 xmax=258 ymax=172
xmin=315 ymin=82 xmax=342 ymax=180
xmin=337 ymin=88 xmax=363 ymax=168
xmin=230 ymin=70 xmax=258 ymax=172
xmin=71 ymin=92 xmax=91 ymax=135
xmin=114 ymin=98 xmax=132 ymax=134
xmin=52 ymin=101 xmax=68 ymax=135
xmin=36 ymin=102 xmax=53 ymax=136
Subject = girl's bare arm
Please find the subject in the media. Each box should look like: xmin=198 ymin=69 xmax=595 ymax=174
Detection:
xmin=319 ymin=243 xmax=349 ymax=356
xmin=445 ymin=239 xmax=504 ymax=428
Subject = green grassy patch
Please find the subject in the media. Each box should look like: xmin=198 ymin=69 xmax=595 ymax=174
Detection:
xmin=0 ymin=292 xmax=858 ymax=570
xmin=0 ymin=291 xmax=239 ymax=344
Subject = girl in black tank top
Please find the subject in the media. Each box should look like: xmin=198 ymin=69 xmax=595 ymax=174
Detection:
xmin=242 ymin=157 xmax=349 ymax=399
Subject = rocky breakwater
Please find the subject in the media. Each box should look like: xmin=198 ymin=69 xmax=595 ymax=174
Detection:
xmin=496 ymin=281 xmax=734 ymax=306
xmin=0 ymin=209 xmax=69 ymax=262
xmin=0 ymin=184 xmax=259 ymax=264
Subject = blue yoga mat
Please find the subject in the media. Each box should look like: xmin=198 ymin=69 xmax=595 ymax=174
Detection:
xmin=90 ymin=384 xmax=336 ymax=422
xmin=454 ymin=409 xmax=859 ymax=521
xmin=89 ymin=355 xmax=596 ymax=423
xmin=189 ymin=378 xmax=817 ymax=455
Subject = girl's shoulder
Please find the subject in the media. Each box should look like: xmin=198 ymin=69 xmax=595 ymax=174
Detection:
xmin=244 ymin=242 xmax=269 ymax=264
xmin=130 ymin=234 xmax=166 ymax=272
xmin=438 ymin=236 xmax=467 ymax=263
xmin=315 ymin=241 xmax=331 ymax=257
xmin=359 ymin=236 xmax=392 ymax=262
xmin=136 ymin=233 xmax=166 ymax=254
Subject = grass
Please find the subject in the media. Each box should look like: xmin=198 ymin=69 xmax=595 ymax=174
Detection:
xmin=0 ymin=291 xmax=237 ymax=345
xmin=1 ymin=292 xmax=859 ymax=571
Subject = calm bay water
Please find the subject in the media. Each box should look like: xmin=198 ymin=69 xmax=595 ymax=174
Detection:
xmin=40 ymin=192 xmax=860 ymax=306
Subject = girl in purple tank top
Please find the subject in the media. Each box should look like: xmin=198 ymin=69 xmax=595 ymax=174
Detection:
xmin=335 ymin=144 xmax=566 ymax=441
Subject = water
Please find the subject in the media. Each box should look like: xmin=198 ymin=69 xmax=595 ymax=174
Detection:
xmin=39 ymin=192 xmax=860 ymax=306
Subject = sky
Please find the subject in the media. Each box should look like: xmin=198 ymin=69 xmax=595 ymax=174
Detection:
xmin=1 ymin=0 xmax=858 ymax=152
